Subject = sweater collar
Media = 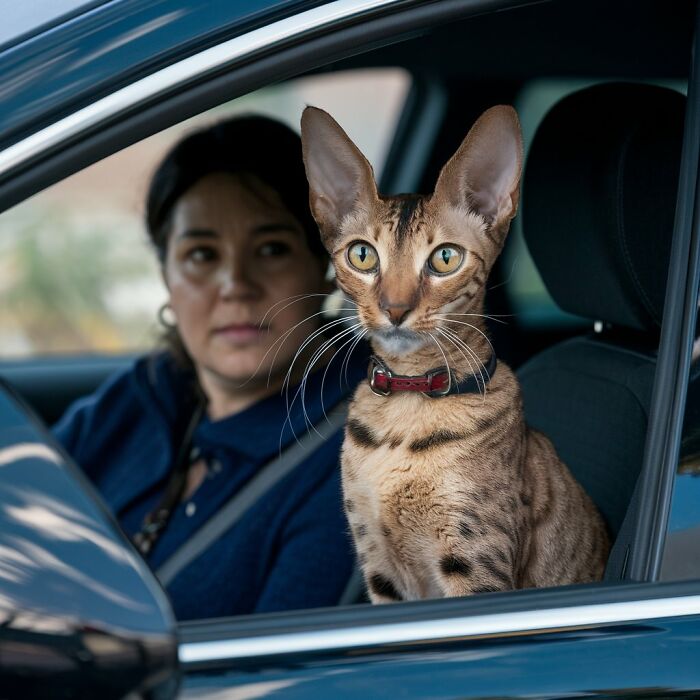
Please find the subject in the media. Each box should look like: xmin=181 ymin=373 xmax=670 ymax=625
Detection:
xmin=135 ymin=348 xmax=367 ymax=462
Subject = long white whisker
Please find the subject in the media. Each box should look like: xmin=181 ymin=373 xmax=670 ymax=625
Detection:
xmin=436 ymin=317 xmax=497 ymax=358
xmin=319 ymin=324 xmax=365 ymax=423
xmin=235 ymin=307 xmax=354 ymax=390
xmin=280 ymin=315 xmax=358 ymax=395
xmin=282 ymin=323 xmax=359 ymax=446
xmin=440 ymin=326 xmax=488 ymax=398
xmin=262 ymin=292 xmax=333 ymax=326
xmin=425 ymin=332 xmax=453 ymax=393
xmin=488 ymin=255 xmax=519 ymax=292
xmin=438 ymin=311 xmax=511 ymax=325
xmin=341 ymin=327 xmax=368 ymax=389
xmin=269 ymin=310 xmax=357 ymax=388
xmin=280 ymin=333 xmax=339 ymax=450
xmin=437 ymin=328 xmax=484 ymax=399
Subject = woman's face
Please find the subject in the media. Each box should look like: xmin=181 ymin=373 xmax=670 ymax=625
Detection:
xmin=163 ymin=172 xmax=329 ymax=389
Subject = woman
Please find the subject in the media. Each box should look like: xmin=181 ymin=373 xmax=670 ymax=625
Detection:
xmin=53 ymin=116 xmax=366 ymax=620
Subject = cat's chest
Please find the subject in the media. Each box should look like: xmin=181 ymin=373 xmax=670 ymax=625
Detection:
xmin=341 ymin=387 xmax=476 ymax=496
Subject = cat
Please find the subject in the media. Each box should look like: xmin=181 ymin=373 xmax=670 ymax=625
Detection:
xmin=300 ymin=104 xmax=610 ymax=602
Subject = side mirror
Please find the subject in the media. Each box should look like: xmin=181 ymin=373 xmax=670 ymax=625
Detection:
xmin=0 ymin=382 xmax=179 ymax=699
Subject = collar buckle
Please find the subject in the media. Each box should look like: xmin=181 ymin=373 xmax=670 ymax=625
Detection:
xmin=369 ymin=358 xmax=393 ymax=396
xmin=424 ymin=368 xmax=453 ymax=398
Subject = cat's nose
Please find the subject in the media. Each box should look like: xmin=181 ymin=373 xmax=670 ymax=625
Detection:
xmin=381 ymin=302 xmax=412 ymax=326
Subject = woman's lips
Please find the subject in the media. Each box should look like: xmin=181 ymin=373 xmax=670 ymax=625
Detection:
xmin=213 ymin=324 xmax=267 ymax=344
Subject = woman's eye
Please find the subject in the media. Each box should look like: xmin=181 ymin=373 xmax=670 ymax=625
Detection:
xmin=258 ymin=241 xmax=291 ymax=257
xmin=428 ymin=245 xmax=464 ymax=274
xmin=347 ymin=242 xmax=379 ymax=272
xmin=186 ymin=246 xmax=217 ymax=264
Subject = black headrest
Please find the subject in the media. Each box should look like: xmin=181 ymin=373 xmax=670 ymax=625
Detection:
xmin=523 ymin=83 xmax=685 ymax=332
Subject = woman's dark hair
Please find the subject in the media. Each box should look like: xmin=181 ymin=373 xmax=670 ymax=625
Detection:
xmin=146 ymin=114 xmax=325 ymax=260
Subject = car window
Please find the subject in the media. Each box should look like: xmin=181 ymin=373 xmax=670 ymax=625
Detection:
xmin=660 ymin=289 xmax=700 ymax=581
xmin=0 ymin=69 xmax=409 ymax=358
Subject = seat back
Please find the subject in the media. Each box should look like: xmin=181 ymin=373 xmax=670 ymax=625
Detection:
xmin=519 ymin=83 xmax=685 ymax=540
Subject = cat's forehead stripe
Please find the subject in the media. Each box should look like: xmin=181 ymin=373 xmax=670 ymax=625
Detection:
xmin=386 ymin=195 xmax=424 ymax=242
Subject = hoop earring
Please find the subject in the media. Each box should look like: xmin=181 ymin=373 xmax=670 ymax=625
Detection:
xmin=158 ymin=302 xmax=177 ymax=329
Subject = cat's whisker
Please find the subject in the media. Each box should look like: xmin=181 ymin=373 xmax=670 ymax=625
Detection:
xmin=440 ymin=325 xmax=489 ymax=380
xmin=280 ymin=332 xmax=340 ymax=450
xmin=437 ymin=328 xmax=485 ymax=399
xmin=436 ymin=316 xmax=497 ymax=359
xmin=234 ymin=307 xmax=344 ymax=390
xmin=319 ymin=323 xmax=365 ymax=424
xmin=282 ymin=323 xmax=360 ymax=446
xmin=439 ymin=326 xmax=489 ymax=399
xmin=425 ymin=331 xmax=454 ymax=392
xmin=270 ymin=311 xmax=358 ymax=389
xmin=488 ymin=255 xmax=519 ymax=292
xmin=341 ymin=328 xmax=368 ymax=389
xmin=280 ymin=315 xmax=359 ymax=396
xmin=260 ymin=292 xmax=333 ymax=327
xmin=438 ymin=311 xmax=512 ymax=325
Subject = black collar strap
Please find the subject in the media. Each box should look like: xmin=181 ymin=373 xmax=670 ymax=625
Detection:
xmin=368 ymin=352 xmax=497 ymax=398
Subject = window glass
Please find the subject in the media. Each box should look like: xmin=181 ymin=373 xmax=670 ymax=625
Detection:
xmin=660 ymin=296 xmax=700 ymax=581
xmin=0 ymin=69 xmax=409 ymax=358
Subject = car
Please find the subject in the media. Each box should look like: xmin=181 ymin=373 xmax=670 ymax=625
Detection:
xmin=1 ymin=0 xmax=699 ymax=697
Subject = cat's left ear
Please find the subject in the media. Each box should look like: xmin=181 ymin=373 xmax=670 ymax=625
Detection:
xmin=301 ymin=106 xmax=378 ymax=247
xmin=434 ymin=105 xmax=523 ymax=230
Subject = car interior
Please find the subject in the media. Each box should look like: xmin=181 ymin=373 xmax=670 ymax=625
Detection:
xmin=0 ymin=0 xmax=696 ymax=615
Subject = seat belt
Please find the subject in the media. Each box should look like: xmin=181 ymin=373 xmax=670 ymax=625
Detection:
xmin=338 ymin=565 xmax=367 ymax=605
xmin=156 ymin=400 xmax=349 ymax=587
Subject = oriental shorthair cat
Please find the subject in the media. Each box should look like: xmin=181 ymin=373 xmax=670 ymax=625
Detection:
xmin=300 ymin=105 xmax=609 ymax=602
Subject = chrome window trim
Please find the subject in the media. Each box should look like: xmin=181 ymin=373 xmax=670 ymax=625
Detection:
xmin=179 ymin=592 xmax=700 ymax=665
xmin=0 ymin=0 xmax=405 ymax=180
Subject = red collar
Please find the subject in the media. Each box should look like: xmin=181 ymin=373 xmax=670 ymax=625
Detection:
xmin=368 ymin=353 xmax=497 ymax=398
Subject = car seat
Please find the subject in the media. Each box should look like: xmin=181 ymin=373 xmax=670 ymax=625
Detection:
xmin=518 ymin=82 xmax=685 ymax=575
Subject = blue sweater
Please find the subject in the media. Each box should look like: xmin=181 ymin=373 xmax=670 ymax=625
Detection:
xmin=53 ymin=350 xmax=366 ymax=620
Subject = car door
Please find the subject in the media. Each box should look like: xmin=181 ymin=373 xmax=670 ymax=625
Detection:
xmin=1 ymin=0 xmax=700 ymax=698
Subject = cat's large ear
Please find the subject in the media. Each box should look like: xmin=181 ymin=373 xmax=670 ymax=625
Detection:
xmin=434 ymin=105 xmax=523 ymax=230
xmin=301 ymin=106 xmax=378 ymax=246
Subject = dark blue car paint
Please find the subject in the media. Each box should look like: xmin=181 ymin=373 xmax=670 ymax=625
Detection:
xmin=180 ymin=614 xmax=700 ymax=698
xmin=0 ymin=382 xmax=177 ymax=698
xmin=0 ymin=0 xmax=328 ymax=150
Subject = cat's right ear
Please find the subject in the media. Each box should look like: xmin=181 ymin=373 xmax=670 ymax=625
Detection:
xmin=300 ymin=106 xmax=378 ymax=247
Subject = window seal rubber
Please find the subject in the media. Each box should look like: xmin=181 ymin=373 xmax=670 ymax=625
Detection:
xmin=626 ymin=0 xmax=700 ymax=581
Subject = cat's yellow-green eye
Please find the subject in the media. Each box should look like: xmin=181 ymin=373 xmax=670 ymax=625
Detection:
xmin=428 ymin=245 xmax=464 ymax=274
xmin=347 ymin=242 xmax=379 ymax=272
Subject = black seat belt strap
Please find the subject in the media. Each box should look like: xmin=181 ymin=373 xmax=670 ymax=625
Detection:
xmin=156 ymin=401 xmax=349 ymax=587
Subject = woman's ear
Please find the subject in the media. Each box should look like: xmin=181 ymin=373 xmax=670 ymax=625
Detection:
xmin=300 ymin=106 xmax=378 ymax=249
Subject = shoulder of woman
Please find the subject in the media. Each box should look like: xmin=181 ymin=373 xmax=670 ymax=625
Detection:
xmin=52 ymin=352 xmax=176 ymax=454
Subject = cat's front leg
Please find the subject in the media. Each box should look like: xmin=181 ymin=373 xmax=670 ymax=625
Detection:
xmin=436 ymin=544 xmax=517 ymax=598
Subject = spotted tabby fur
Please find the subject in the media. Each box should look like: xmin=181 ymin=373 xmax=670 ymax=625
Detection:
xmin=300 ymin=105 xmax=609 ymax=602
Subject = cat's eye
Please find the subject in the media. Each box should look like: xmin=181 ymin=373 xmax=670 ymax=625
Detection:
xmin=428 ymin=245 xmax=464 ymax=275
xmin=347 ymin=241 xmax=379 ymax=272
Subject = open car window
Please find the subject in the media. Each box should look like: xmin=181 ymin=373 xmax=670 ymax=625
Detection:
xmin=0 ymin=69 xmax=409 ymax=358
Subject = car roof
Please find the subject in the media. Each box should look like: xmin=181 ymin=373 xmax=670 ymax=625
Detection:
xmin=0 ymin=0 xmax=110 ymax=52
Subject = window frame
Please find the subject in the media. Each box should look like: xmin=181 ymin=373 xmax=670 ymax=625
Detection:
xmin=0 ymin=0 xmax=698 ymax=670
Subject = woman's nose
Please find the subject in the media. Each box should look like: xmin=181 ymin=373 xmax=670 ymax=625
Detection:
xmin=217 ymin=258 xmax=261 ymax=299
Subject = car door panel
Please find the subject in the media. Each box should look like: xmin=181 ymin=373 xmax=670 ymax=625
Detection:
xmin=0 ymin=380 xmax=178 ymax=698
xmin=178 ymin=583 xmax=700 ymax=699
